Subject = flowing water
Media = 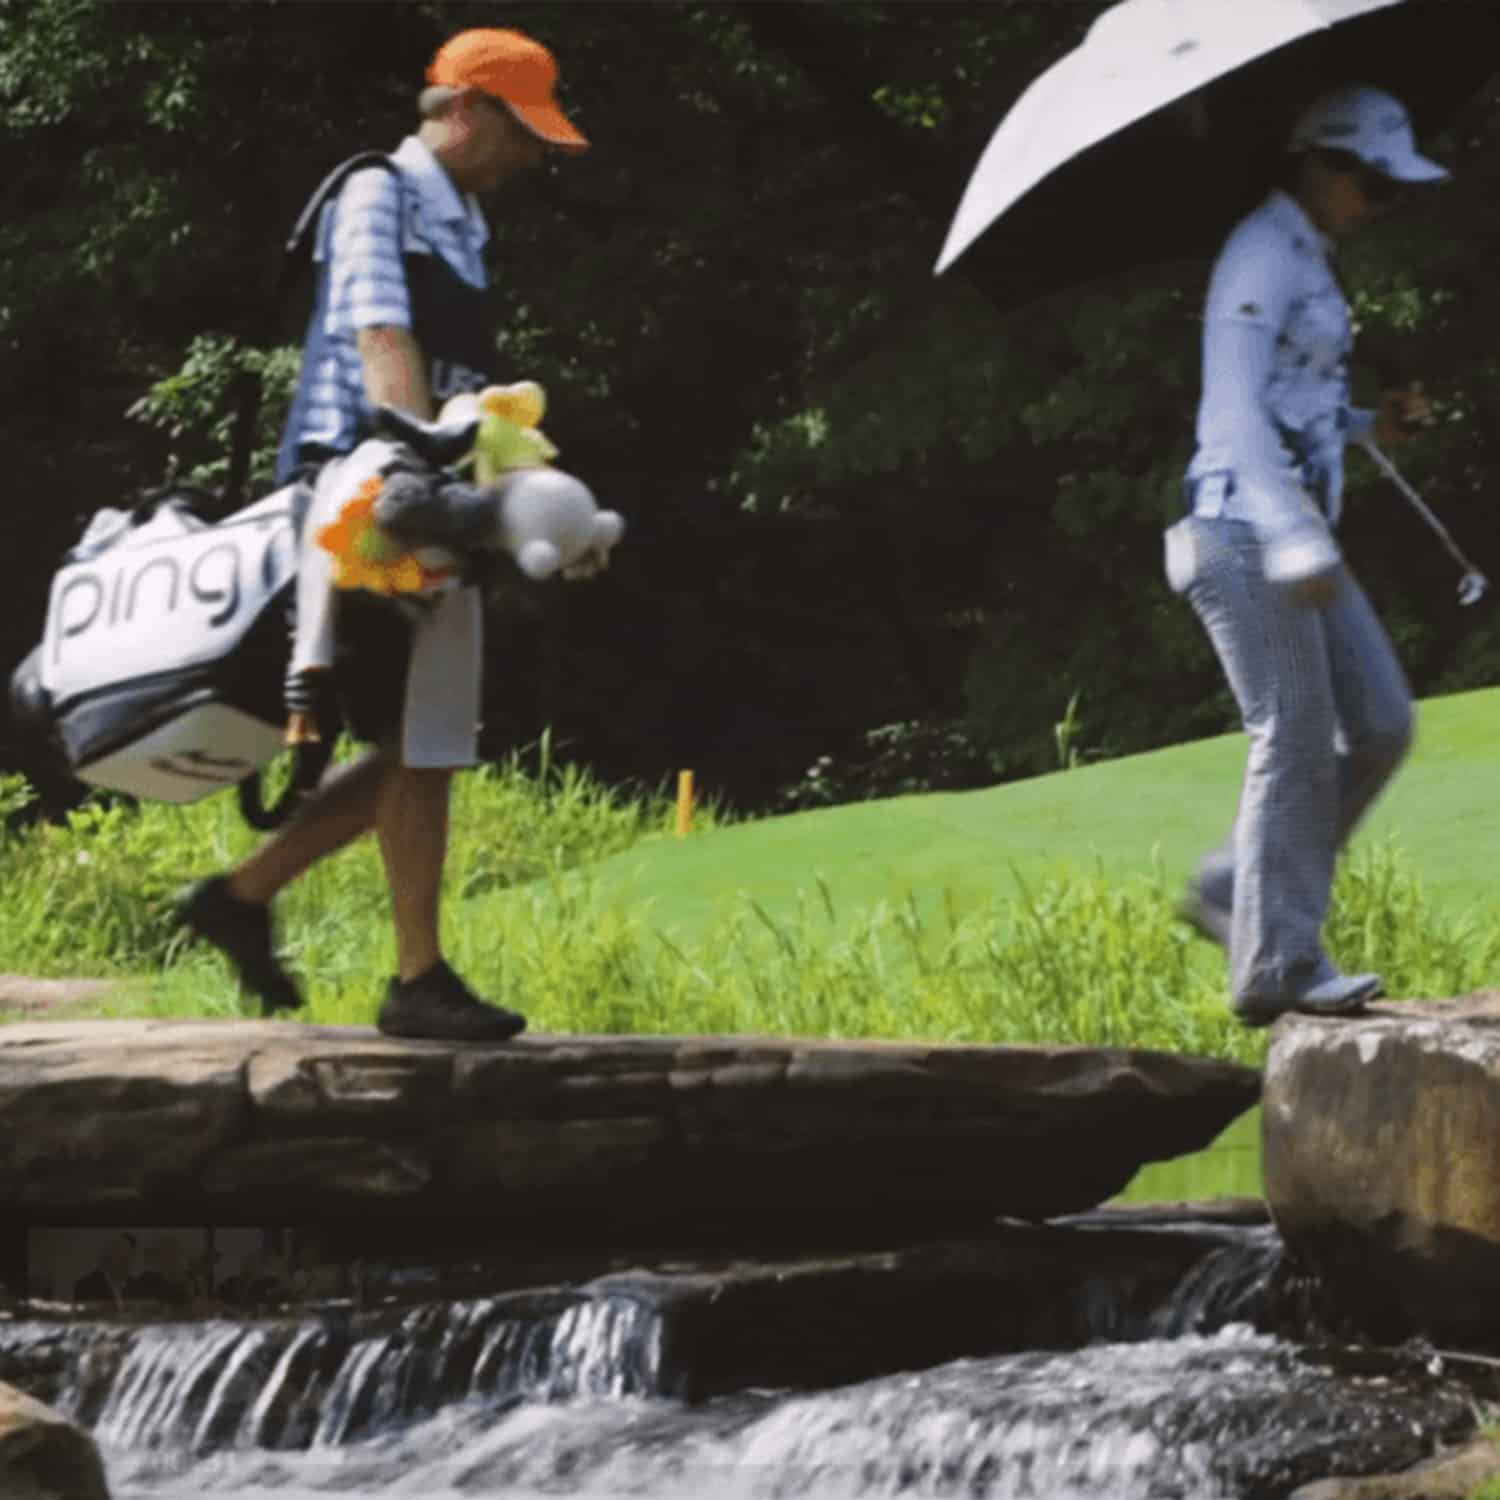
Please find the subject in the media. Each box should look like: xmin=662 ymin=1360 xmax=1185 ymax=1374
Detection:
xmin=0 ymin=1225 xmax=1477 ymax=1500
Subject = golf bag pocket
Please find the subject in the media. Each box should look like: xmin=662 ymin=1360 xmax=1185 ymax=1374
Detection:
xmin=18 ymin=487 xmax=301 ymax=803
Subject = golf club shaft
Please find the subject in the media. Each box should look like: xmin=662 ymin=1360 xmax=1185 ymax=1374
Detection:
xmin=1358 ymin=437 xmax=1480 ymax=575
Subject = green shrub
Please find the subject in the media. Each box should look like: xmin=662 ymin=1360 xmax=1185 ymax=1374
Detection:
xmin=127 ymin=333 xmax=301 ymax=498
xmin=776 ymin=717 xmax=1008 ymax=810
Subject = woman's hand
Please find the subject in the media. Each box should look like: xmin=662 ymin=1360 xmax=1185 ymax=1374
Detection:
xmin=1374 ymin=382 xmax=1434 ymax=448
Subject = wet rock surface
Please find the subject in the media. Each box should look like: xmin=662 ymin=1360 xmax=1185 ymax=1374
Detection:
xmin=575 ymin=1213 xmax=1284 ymax=1398
xmin=1264 ymin=995 xmax=1500 ymax=1347
xmin=0 ymin=1020 xmax=1258 ymax=1236
xmin=0 ymin=1377 xmax=111 ymax=1500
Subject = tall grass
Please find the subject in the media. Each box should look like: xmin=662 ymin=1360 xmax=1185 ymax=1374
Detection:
xmin=0 ymin=758 xmax=1494 ymax=1068
xmin=0 ymin=745 xmax=702 ymax=987
xmin=441 ymin=867 xmax=1251 ymax=1058
xmin=445 ymin=843 xmax=1500 ymax=1067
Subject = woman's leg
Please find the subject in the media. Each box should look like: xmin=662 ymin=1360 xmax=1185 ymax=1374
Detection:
xmin=1182 ymin=521 xmax=1342 ymax=1008
xmin=1188 ymin=566 xmax=1413 ymax=941
xmin=1323 ymin=570 xmax=1415 ymax=846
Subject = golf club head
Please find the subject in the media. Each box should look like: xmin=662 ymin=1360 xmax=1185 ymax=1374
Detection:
xmin=1458 ymin=572 xmax=1489 ymax=608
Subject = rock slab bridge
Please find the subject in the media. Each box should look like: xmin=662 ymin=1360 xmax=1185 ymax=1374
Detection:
xmin=0 ymin=1021 xmax=1258 ymax=1239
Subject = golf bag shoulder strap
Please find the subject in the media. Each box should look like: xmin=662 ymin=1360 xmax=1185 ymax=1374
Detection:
xmin=273 ymin=151 xmax=405 ymax=311
xmin=224 ymin=156 xmax=405 ymax=828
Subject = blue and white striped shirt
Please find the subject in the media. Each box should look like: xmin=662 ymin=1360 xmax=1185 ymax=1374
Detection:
xmin=290 ymin=135 xmax=491 ymax=461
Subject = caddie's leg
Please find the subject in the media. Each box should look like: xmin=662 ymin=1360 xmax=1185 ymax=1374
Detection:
xmin=368 ymin=586 xmax=523 ymax=1042
xmin=373 ymin=756 xmax=526 ymax=1042
xmin=227 ymin=749 xmax=388 ymax=904
xmin=175 ymin=749 xmax=389 ymax=1015
xmin=374 ymin=760 xmax=452 ymax=982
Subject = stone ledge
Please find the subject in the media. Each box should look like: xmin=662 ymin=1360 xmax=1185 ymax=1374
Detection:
xmin=0 ymin=1379 xmax=110 ymax=1500
xmin=0 ymin=978 xmax=115 ymax=1019
xmin=1289 ymin=1434 xmax=1500 ymax=1499
xmin=1264 ymin=993 xmax=1500 ymax=1347
xmin=0 ymin=1020 xmax=1259 ymax=1238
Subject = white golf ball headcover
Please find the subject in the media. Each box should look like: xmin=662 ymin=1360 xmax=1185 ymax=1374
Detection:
xmin=499 ymin=468 xmax=626 ymax=578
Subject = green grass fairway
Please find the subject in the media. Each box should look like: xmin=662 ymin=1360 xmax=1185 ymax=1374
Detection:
xmin=538 ymin=685 xmax=1499 ymax=945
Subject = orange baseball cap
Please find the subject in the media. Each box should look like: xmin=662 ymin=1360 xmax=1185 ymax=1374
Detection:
xmin=427 ymin=28 xmax=589 ymax=153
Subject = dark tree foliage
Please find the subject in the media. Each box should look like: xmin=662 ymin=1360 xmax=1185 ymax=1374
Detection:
xmin=3 ymin=0 xmax=1498 ymax=812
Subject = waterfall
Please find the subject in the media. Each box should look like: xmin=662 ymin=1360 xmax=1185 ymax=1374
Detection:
xmin=1 ymin=1290 xmax=663 ymax=1459
xmin=1145 ymin=1225 xmax=1284 ymax=1337
xmin=242 ymin=1325 xmax=331 ymax=1451
xmin=91 ymin=1323 xmax=274 ymax=1452
xmin=303 ymin=1293 xmax=661 ymax=1447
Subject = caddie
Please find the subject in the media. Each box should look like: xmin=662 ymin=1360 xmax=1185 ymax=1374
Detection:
xmin=176 ymin=27 xmax=597 ymax=1041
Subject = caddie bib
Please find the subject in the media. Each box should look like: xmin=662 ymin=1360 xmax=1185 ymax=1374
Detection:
xmin=277 ymin=155 xmax=502 ymax=481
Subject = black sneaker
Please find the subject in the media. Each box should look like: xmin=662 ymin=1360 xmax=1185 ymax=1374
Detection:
xmin=377 ymin=961 xmax=527 ymax=1043
xmin=174 ymin=877 xmax=304 ymax=1017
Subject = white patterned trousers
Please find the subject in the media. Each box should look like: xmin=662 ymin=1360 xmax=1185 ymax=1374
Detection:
xmin=1168 ymin=517 xmax=1413 ymax=1006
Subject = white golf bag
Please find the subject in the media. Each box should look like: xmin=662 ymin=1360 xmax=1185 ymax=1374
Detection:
xmin=10 ymin=407 xmax=626 ymax=821
xmin=11 ymin=486 xmax=303 ymax=809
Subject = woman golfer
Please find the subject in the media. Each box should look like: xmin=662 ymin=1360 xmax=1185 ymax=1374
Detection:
xmin=1168 ymin=85 xmax=1448 ymax=1025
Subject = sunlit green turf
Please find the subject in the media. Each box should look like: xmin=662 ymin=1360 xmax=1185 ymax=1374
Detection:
xmin=556 ymin=685 xmax=1499 ymax=946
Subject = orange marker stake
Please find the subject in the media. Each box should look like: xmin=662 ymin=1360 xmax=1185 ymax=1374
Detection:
xmin=676 ymin=770 xmax=694 ymax=837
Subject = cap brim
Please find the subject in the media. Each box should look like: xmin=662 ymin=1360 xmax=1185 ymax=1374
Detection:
xmin=505 ymin=98 xmax=589 ymax=153
xmin=1387 ymin=151 xmax=1448 ymax=183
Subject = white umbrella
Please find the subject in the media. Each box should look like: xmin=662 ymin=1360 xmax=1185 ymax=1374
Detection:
xmin=935 ymin=0 xmax=1402 ymax=275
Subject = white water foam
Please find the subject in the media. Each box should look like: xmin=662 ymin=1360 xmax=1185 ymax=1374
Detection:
xmin=104 ymin=1325 xmax=1471 ymax=1500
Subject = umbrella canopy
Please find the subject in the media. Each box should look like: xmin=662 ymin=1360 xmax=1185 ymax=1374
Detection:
xmin=935 ymin=0 xmax=1499 ymax=285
